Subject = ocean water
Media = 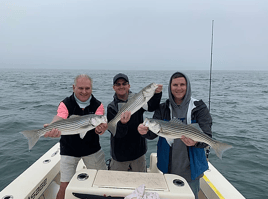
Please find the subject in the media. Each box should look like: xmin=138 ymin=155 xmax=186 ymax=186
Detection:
xmin=0 ymin=68 xmax=268 ymax=198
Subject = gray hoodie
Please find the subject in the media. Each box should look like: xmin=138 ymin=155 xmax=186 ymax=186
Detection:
xmin=168 ymin=72 xmax=193 ymax=181
xmin=168 ymin=72 xmax=192 ymax=122
xmin=144 ymin=71 xmax=212 ymax=182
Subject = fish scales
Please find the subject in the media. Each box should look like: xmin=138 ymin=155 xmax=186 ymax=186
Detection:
xmin=108 ymin=83 xmax=158 ymax=136
xmin=108 ymin=93 xmax=144 ymax=131
xmin=160 ymin=121 xmax=218 ymax=145
xmin=161 ymin=124 xmax=211 ymax=140
xmin=21 ymin=114 xmax=107 ymax=150
xmin=143 ymin=118 xmax=233 ymax=159
xmin=38 ymin=116 xmax=90 ymax=135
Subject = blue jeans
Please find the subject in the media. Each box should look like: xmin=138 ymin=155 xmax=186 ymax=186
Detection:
xmin=188 ymin=178 xmax=200 ymax=199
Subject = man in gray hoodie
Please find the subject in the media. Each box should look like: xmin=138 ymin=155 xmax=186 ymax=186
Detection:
xmin=138 ymin=71 xmax=212 ymax=199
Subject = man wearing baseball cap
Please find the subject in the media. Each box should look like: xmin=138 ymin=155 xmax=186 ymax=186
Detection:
xmin=107 ymin=73 xmax=162 ymax=172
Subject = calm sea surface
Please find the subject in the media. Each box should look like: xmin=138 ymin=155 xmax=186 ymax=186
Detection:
xmin=0 ymin=69 xmax=268 ymax=198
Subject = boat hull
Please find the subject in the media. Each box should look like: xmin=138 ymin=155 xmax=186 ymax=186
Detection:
xmin=0 ymin=143 xmax=245 ymax=199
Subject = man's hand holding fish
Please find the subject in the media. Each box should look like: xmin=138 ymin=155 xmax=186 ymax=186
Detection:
xmin=180 ymin=135 xmax=197 ymax=146
xmin=95 ymin=122 xmax=108 ymax=135
xmin=155 ymin=84 xmax=163 ymax=94
xmin=120 ymin=111 xmax=131 ymax=124
xmin=137 ymin=123 xmax=149 ymax=135
xmin=43 ymin=115 xmax=63 ymax=138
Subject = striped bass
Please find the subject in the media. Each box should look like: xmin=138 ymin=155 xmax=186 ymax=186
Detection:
xmin=143 ymin=118 xmax=233 ymax=159
xmin=21 ymin=114 xmax=107 ymax=150
xmin=108 ymin=83 xmax=158 ymax=136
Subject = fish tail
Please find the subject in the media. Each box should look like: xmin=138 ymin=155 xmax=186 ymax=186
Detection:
xmin=211 ymin=140 xmax=233 ymax=159
xmin=20 ymin=129 xmax=40 ymax=150
xmin=107 ymin=122 xmax=117 ymax=136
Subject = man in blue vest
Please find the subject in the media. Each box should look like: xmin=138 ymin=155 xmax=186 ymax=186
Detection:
xmin=44 ymin=74 xmax=107 ymax=199
xmin=138 ymin=72 xmax=212 ymax=199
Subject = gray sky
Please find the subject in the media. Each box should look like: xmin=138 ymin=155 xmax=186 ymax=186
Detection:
xmin=1 ymin=0 xmax=267 ymax=70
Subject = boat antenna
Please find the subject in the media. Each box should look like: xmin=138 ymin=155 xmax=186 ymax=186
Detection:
xmin=208 ymin=20 xmax=214 ymax=112
xmin=206 ymin=20 xmax=214 ymax=159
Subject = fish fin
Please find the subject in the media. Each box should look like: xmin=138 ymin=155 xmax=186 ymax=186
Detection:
xmin=79 ymin=124 xmax=94 ymax=129
xmin=128 ymin=93 xmax=135 ymax=99
xmin=107 ymin=122 xmax=117 ymax=136
xmin=20 ymin=129 xmax=40 ymax=150
xmin=77 ymin=124 xmax=95 ymax=138
xmin=79 ymin=131 xmax=88 ymax=139
xmin=169 ymin=119 xmax=202 ymax=131
xmin=118 ymin=102 xmax=126 ymax=111
xmin=68 ymin=115 xmax=80 ymax=119
xmin=169 ymin=118 xmax=183 ymax=124
xmin=189 ymin=123 xmax=202 ymax=131
xmin=142 ymin=103 xmax=148 ymax=110
xmin=165 ymin=138 xmax=174 ymax=146
xmin=211 ymin=140 xmax=233 ymax=159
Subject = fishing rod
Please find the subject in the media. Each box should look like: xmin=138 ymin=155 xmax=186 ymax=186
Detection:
xmin=208 ymin=20 xmax=214 ymax=112
xmin=206 ymin=20 xmax=214 ymax=159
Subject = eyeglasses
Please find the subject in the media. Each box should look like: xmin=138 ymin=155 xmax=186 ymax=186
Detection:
xmin=114 ymin=82 xmax=128 ymax=86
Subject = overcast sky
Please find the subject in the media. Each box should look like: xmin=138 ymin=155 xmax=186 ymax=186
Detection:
xmin=1 ymin=0 xmax=267 ymax=71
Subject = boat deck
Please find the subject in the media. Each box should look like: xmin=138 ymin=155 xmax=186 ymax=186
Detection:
xmin=0 ymin=143 xmax=245 ymax=199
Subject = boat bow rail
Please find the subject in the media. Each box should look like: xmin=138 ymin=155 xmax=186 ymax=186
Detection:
xmin=201 ymin=162 xmax=245 ymax=199
xmin=0 ymin=143 xmax=61 ymax=199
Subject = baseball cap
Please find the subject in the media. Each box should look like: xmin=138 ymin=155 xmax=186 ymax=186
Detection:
xmin=113 ymin=73 xmax=129 ymax=84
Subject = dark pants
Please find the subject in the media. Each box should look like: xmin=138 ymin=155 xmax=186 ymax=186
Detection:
xmin=188 ymin=178 xmax=200 ymax=199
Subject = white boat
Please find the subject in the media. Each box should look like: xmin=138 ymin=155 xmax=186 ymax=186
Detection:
xmin=0 ymin=143 xmax=245 ymax=199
